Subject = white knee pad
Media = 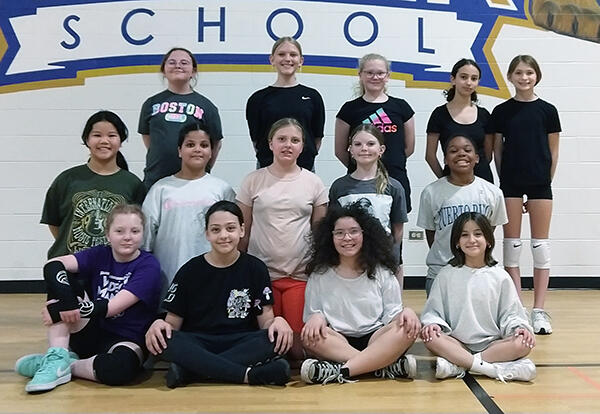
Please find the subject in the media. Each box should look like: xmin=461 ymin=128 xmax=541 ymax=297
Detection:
xmin=531 ymin=239 xmax=551 ymax=269
xmin=503 ymin=238 xmax=522 ymax=267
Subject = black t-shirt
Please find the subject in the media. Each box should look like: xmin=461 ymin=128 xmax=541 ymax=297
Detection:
xmin=163 ymin=253 xmax=274 ymax=334
xmin=488 ymin=98 xmax=561 ymax=186
xmin=336 ymin=96 xmax=414 ymax=211
xmin=427 ymin=104 xmax=493 ymax=183
xmin=246 ymin=84 xmax=325 ymax=170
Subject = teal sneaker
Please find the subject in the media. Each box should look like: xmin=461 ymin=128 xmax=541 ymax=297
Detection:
xmin=16 ymin=351 xmax=78 ymax=378
xmin=25 ymin=348 xmax=73 ymax=393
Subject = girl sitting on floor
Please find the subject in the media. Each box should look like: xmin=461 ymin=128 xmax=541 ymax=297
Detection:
xmin=300 ymin=201 xmax=420 ymax=385
xmin=421 ymin=212 xmax=536 ymax=382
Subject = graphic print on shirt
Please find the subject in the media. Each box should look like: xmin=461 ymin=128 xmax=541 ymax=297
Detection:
xmin=362 ymin=108 xmax=398 ymax=133
xmin=96 ymin=270 xmax=132 ymax=318
xmin=164 ymin=282 xmax=178 ymax=303
xmin=68 ymin=190 xmax=126 ymax=253
xmin=227 ymin=289 xmax=251 ymax=319
xmin=151 ymin=101 xmax=206 ymax=124
xmin=436 ymin=203 xmax=491 ymax=231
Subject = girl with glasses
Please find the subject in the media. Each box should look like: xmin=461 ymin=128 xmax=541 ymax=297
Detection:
xmin=300 ymin=201 xmax=419 ymax=385
xmin=335 ymin=53 xmax=415 ymax=213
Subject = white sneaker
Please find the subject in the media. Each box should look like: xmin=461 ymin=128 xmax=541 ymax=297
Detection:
xmin=435 ymin=357 xmax=465 ymax=379
xmin=532 ymin=309 xmax=553 ymax=335
xmin=494 ymin=358 xmax=536 ymax=382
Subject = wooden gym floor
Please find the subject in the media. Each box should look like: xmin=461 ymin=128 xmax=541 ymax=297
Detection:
xmin=1 ymin=290 xmax=599 ymax=414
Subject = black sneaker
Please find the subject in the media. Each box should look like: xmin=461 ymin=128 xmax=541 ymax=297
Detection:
xmin=247 ymin=358 xmax=290 ymax=386
xmin=166 ymin=363 xmax=190 ymax=389
xmin=374 ymin=354 xmax=417 ymax=379
xmin=300 ymin=359 xmax=354 ymax=385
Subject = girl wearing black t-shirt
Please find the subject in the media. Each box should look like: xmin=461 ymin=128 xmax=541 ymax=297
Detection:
xmin=246 ymin=37 xmax=325 ymax=171
xmin=426 ymin=59 xmax=493 ymax=182
xmin=490 ymin=55 xmax=561 ymax=335
xmin=335 ymin=53 xmax=415 ymax=212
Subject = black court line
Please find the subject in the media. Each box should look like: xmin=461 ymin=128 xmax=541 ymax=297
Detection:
xmin=462 ymin=372 xmax=504 ymax=414
xmin=536 ymin=363 xmax=600 ymax=368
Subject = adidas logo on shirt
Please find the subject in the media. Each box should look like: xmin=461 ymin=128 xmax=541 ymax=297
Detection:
xmin=362 ymin=108 xmax=398 ymax=133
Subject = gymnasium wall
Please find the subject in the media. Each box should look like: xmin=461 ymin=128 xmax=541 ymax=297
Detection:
xmin=1 ymin=0 xmax=599 ymax=286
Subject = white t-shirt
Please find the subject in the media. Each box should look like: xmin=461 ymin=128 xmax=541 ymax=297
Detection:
xmin=142 ymin=174 xmax=235 ymax=294
xmin=417 ymin=176 xmax=507 ymax=280
xmin=304 ymin=266 xmax=403 ymax=337
xmin=237 ymin=167 xmax=328 ymax=281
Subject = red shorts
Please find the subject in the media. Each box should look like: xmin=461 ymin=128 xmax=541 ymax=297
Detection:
xmin=271 ymin=277 xmax=306 ymax=333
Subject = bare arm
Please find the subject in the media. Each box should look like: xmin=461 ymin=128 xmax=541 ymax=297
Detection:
xmin=425 ymin=230 xmax=435 ymax=248
xmin=493 ymin=133 xmax=503 ymax=177
xmin=105 ymin=289 xmax=140 ymax=318
xmin=142 ymin=134 xmax=151 ymax=150
xmin=334 ymin=119 xmax=351 ymax=166
xmin=392 ymin=222 xmax=404 ymax=245
xmin=548 ymin=132 xmax=560 ymax=180
xmin=237 ymin=201 xmax=253 ymax=252
xmin=208 ymin=139 xmax=223 ymax=170
xmin=48 ymin=225 xmax=59 ymax=240
xmin=256 ymin=305 xmax=293 ymax=354
xmin=483 ymin=133 xmax=494 ymax=163
xmin=314 ymin=137 xmax=323 ymax=153
xmin=311 ymin=203 xmax=328 ymax=228
xmin=403 ymin=116 xmax=416 ymax=158
xmin=425 ymin=132 xmax=444 ymax=178
xmin=165 ymin=312 xmax=184 ymax=330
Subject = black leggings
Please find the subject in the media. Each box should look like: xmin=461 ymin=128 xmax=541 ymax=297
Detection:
xmin=160 ymin=330 xmax=278 ymax=384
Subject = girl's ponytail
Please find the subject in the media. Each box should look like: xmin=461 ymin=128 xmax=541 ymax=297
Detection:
xmin=375 ymin=158 xmax=389 ymax=194
xmin=116 ymin=151 xmax=129 ymax=171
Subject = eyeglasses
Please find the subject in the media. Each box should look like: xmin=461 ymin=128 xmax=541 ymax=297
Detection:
xmin=362 ymin=71 xmax=388 ymax=79
xmin=166 ymin=59 xmax=192 ymax=67
xmin=332 ymin=228 xmax=363 ymax=239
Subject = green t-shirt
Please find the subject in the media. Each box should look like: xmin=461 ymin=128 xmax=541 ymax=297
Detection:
xmin=41 ymin=164 xmax=146 ymax=258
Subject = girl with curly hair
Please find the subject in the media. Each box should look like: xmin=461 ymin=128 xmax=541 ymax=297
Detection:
xmin=300 ymin=201 xmax=420 ymax=385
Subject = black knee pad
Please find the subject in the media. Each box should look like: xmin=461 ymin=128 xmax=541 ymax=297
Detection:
xmin=93 ymin=346 xmax=141 ymax=386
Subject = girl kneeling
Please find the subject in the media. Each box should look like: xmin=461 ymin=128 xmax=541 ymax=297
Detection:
xmin=300 ymin=201 xmax=420 ymax=385
xmin=16 ymin=204 xmax=162 ymax=392
xmin=421 ymin=212 xmax=536 ymax=382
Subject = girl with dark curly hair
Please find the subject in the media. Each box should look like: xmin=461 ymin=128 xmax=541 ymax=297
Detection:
xmin=300 ymin=201 xmax=420 ymax=385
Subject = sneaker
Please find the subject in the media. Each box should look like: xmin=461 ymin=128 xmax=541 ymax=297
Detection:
xmin=25 ymin=347 xmax=73 ymax=393
xmin=532 ymin=309 xmax=553 ymax=334
xmin=166 ymin=363 xmax=189 ymax=389
xmin=16 ymin=351 xmax=78 ymax=378
xmin=247 ymin=358 xmax=290 ymax=386
xmin=374 ymin=354 xmax=417 ymax=379
xmin=300 ymin=359 xmax=354 ymax=385
xmin=435 ymin=357 xmax=465 ymax=379
xmin=494 ymin=358 xmax=536 ymax=382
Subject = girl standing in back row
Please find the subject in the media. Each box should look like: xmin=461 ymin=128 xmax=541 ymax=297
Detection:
xmin=246 ymin=37 xmax=325 ymax=171
xmin=426 ymin=58 xmax=494 ymax=183
xmin=335 ymin=53 xmax=415 ymax=212
xmin=489 ymin=55 xmax=561 ymax=335
xmin=138 ymin=47 xmax=223 ymax=189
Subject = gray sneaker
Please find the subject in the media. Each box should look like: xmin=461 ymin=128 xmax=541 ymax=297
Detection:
xmin=300 ymin=359 xmax=353 ymax=385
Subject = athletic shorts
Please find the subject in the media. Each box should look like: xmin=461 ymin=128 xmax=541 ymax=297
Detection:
xmin=343 ymin=331 xmax=375 ymax=351
xmin=69 ymin=318 xmax=145 ymax=359
xmin=500 ymin=182 xmax=552 ymax=200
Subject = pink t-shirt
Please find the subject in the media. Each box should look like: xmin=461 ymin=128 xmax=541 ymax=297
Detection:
xmin=237 ymin=168 xmax=328 ymax=281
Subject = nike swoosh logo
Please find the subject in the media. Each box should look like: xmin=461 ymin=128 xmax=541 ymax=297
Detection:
xmin=532 ymin=244 xmax=542 ymax=248
xmin=56 ymin=366 xmax=70 ymax=377
xmin=513 ymin=243 xmax=522 ymax=248
xmin=301 ymin=96 xmax=311 ymax=100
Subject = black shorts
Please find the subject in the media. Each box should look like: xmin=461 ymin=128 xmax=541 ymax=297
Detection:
xmin=343 ymin=331 xmax=375 ymax=351
xmin=69 ymin=318 xmax=144 ymax=360
xmin=501 ymin=182 xmax=553 ymax=200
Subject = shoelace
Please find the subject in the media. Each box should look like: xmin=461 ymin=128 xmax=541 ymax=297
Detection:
xmin=312 ymin=362 xmax=356 ymax=385
xmin=35 ymin=350 xmax=63 ymax=375
xmin=379 ymin=358 xmax=407 ymax=379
